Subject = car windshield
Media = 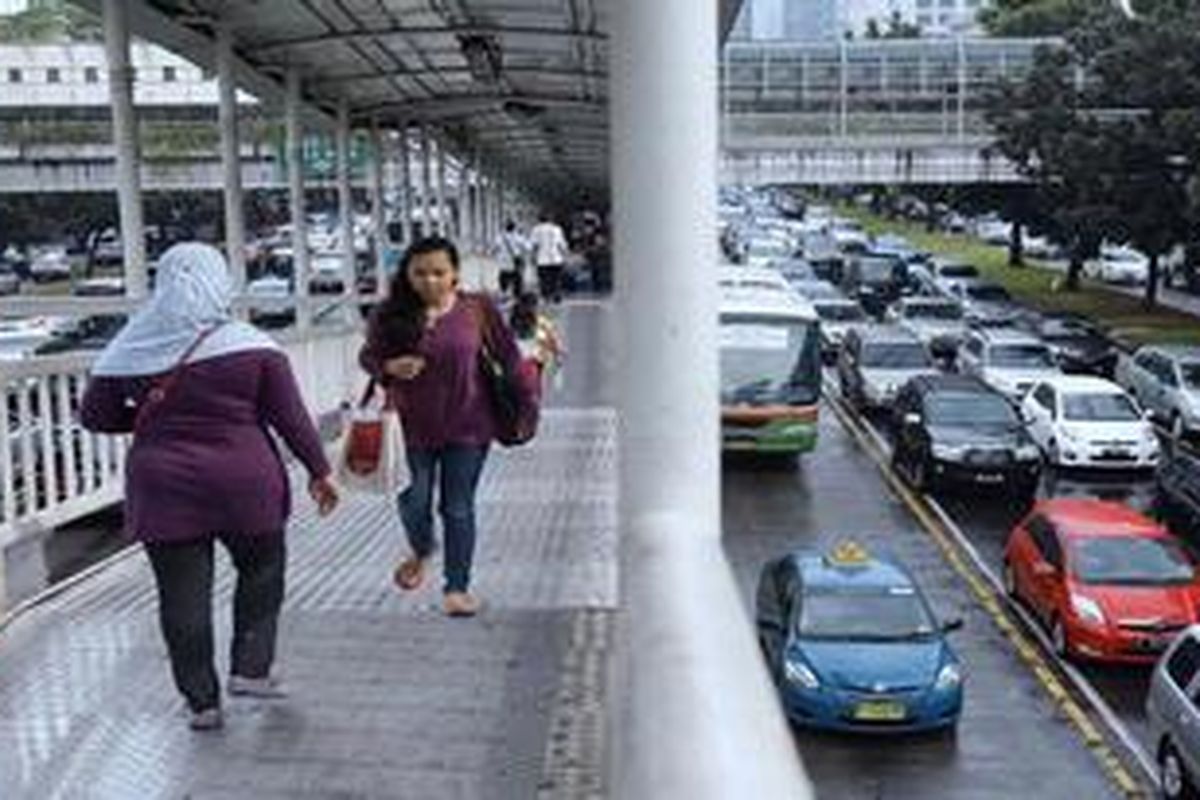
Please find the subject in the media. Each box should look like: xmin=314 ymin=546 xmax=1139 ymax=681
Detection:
xmin=966 ymin=284 xmax=1011 ymax=302
xmin=1062 ymin=392 xmax=1140 ymax=422
xmin=720 ymin=318 xmax=821 ymax=406
xmin=858 ymin=258 xmax=896 ymax=284
xmin=905 ymin=302 xmax=963 ymax=320
xmin=926 ymin=392 xmax=1018 ymax=427
xmin=861 ymin=342 xmax=931 ymax=369
xmin=798 ymin=587 xmax=937 ymax=641
xmin=1071 ymin=536 xmax=1194 ymax=586
xmin=990 ymin=344 xmax=1054 ymax=368
xmin=1179 ymin=362 xmax=1200 ymax=391
xmin=938 ymin=264 xmax=978 ymax=279
xmin=815 ymin=303 xmax=866 ymax=322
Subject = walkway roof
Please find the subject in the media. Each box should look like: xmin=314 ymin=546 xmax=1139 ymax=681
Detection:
xmin=73 ymin=0 xmax=746 ymax=210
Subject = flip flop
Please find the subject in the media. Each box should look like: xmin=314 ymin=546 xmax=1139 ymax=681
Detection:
xmin=393 ymin=557 xmax=426 ymax=591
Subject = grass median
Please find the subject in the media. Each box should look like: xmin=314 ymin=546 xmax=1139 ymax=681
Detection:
xmin=838 ymin=205 xmax=1200 ymax=348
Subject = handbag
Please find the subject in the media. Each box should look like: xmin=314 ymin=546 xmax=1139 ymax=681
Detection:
xmin=471 ymin=297 xmax=539 ymax=447
xmin=337 ymin=380 xmax=410 ymax=494
xmin=133 ymin=323 xmax=226 ymax=435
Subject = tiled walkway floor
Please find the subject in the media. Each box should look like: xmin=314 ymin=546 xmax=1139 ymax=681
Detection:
xmin=0 ymin=304 xmax=617 ymax=800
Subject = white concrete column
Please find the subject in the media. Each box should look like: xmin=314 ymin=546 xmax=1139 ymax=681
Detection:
xmin=496 ymin=169 xmax=507 ymax=231
xmin=216 ymin=18 xmax=246 ymax=291
xmin=400 ymin=123 xmax=414 ymax=247
xmin=102 ymin=0 xmax=146 ymax=299
xmin=457 ymin=156 xmax=472 ymax=250
xmin=435 ymin=136 xmax=448 ymax=237
xmin=286 ymin=67 xmax=310 ymax=328
xmin=368 ymin=119 xmax=387 ymax=297
xmin=336 ymin=98 xmax=356 ymax=301
xmin=612 ymin=0 xmax=810 ymax=797
xmin=420 ymin=125 xmax=433 ymax=237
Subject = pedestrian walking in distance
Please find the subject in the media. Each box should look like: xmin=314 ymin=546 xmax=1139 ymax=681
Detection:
xmin=530 ymin=212 xmax=570 ymax=304
xmin=81 ymin=243 xmax=339 ymax=732
xmin=359 ymin=236 xmax=533 ymax=618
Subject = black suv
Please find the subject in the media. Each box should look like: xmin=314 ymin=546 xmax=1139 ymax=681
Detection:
xmin=1156 ymin=445 xmax=1200 ymax=542
xmin=1016 ymin=312 xmax=1120 ymax=378
xmin=892 ymin=374 xmax=1043 ymax=496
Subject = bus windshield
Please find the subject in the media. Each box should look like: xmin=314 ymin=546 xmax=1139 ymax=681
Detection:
xmin=719 ymin=317 xmax=821 ymax=406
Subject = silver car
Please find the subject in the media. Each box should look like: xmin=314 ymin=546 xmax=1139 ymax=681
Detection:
xmin=836 ymin=325 xmax=938 ymax=411
xmin=1147 ymin=627 xmax=1200 ymax=799
xmin=1115 ymin=345 xmax=1200 ymax=439
xmin=886 ymin=297 xmax=966 ymax=358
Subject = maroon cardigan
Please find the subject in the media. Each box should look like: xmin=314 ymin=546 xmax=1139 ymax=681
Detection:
xmin=359 ymin=292 xmax=528 ymax=450
xmin=80 ymin=348 xmax=331 ymax=543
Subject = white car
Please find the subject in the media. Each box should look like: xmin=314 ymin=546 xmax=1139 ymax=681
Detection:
xmin=1085 ymin=245 xmax=1150 ymax=286
xmin=958 ymin=329 xmax=1061 ymax=400
xmin=29 ymin=247 xmax=72 ymax=283
xmin=1021 ymin=376 xmax=1159 ymax=469
xmin=886 ymin=297 xmax=966 ymax=356
xmin=1115 ymin=345 xmax=1200 ymax=439
xmin=975 ymin=218 xmax=1012 ymax=246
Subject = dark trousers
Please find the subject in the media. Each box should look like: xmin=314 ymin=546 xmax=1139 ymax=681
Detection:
xmin=143 ymin=533 xmax=286 ymax=712
xmin=398 ymin=445 xmax=489 ymax=593
xmin=538 ymin=264 xmax=565 ymax=303
xmin=499 ymin=267 xmax=524 ymax=298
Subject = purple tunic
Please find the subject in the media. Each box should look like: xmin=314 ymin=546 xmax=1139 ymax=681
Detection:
xmin=80 ymin=349 xmax=331 ymax=543
xmin=359 ymin=293 xmax=526 ymax=450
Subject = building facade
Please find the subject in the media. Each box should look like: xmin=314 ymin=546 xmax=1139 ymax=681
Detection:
xmin=732 ymin=0 xmax=988 ymax=40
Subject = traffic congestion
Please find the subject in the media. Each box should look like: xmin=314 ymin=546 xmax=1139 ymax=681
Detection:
xmin=719 ymin=186 xmax=1200 ymax=798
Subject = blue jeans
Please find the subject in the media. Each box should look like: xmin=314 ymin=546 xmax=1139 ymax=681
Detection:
xmin=398 ymin=445 xmax=489 ymax=593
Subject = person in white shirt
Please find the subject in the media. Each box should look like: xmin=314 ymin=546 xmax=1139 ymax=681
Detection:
xmin=529 ymin=213 xmax=569 ymax=304
xmin=494 ymin=220 xmax=530 ymax=298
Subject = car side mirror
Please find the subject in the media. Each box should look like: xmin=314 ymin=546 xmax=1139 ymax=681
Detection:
xmin=903 ymin=412 xmax=922 ymax=428
xmin=942 ymin=618 xmax=965 ymax=633
xmin=1143 ymin=409 xmax=1154 ymax=421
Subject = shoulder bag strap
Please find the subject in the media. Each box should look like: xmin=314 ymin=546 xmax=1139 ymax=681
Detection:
xmin=133 ymin=322 xmax=226 ymax=433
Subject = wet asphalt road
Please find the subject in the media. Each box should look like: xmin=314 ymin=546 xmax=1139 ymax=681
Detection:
xmin=722 ymin=404 xmax=1127 ymax=799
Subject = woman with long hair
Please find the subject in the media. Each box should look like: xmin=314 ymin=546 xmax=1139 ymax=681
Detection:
xmin=359 ymin=236 xmax=530 ymax=617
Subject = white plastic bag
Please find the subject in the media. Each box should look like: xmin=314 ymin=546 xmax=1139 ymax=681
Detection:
xmin=336 ymin=393 xmax=410 ymax=495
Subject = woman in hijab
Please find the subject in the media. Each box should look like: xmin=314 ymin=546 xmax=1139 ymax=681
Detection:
xmin=81 ymin=243 xmax=339 ymax=731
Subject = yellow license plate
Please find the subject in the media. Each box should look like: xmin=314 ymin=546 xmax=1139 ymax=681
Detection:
xmin=854 ymin=701 xmax=906 ymax=721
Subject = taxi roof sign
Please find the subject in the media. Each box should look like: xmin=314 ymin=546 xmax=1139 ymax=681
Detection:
xmin=825 ymin=541 xmax=871 ymax=568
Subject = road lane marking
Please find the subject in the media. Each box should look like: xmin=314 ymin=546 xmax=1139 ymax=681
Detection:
xmin=822 ymin=380 xmax=1153 ymax=798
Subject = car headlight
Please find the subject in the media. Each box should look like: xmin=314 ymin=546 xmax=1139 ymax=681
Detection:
xmin=1070 ymin=594 xmax=1106 ymax=626
xmin=1015 ymin=444 xmax=1042 ymax=461
xmin=1059 ymin=427 xmax=1082 ymax=444
xmin=934 ymin=663 xmax=963 ymax=691
xmin=931 ymin=443 xmax=968 ymax=461
xmin=784 ymin=659 xmax=820 ymax=689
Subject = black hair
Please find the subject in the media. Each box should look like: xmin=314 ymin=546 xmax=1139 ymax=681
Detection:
xmin=510 ymin=292 xmax=539 ymax=339
xmin=373 ymin=236 xmax=460 ymax=352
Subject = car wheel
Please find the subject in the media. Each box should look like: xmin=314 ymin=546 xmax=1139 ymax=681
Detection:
xmin=1002 ymin=561 xmax=1020 ymax=599
xmin=1047 ymin=440 xmax=1061 ymax=469
xmin=1161 ymin=741 xmax=1198 ymax=800
xmin=911 ymin=455 xmax=931 ymax=491
xmin=1051 ymin=617 xmax=1071 ymax=660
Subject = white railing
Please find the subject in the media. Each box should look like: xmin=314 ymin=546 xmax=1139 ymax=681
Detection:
xmin=0 ymin=302 xmax=367 ymax=613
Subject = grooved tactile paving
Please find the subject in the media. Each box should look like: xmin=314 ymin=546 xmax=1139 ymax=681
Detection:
xmin=0 ymin=408 xmax=617 ymax=800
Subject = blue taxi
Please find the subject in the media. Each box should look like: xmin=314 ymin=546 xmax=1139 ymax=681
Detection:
xmin=755 ymin=542 xmax=965 ymax=733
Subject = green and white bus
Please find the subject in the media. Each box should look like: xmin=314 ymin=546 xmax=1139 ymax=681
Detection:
xmin=719 ymin=285 xmax=823 ymax=455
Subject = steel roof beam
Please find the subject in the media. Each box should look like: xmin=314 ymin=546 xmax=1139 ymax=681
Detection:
xmin=308 ymin=65 xmax=607 ymax=87
xmin=252 ymin=24 xmax=608 ymax=55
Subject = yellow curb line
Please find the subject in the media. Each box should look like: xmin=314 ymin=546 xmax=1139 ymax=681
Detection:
xmin=825 ymin=392 xmax=1150 ymax=799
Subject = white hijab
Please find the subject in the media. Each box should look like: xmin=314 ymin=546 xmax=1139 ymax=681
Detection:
xmin=92 ymin=242 xmax=281 ymax=377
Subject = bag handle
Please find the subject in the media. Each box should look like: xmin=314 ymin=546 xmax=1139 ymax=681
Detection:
xmin=133 ymin=322 xmax=226 ymax=434
xmin=357 ymin=378 xmax=379 ymax=409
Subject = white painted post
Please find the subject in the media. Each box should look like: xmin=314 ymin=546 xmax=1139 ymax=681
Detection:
xmin=420 ymin=125 xmax=433 ymax=237
xmin=435 ymin=135 xmax=448 ymax=237
xmin=216 ymin=18 xmax=247 ymax=292
xmin=286 ymin=67 xmax=311 ymax=329
xmin=611 ymin=0 xmax=813 ymax=797
xmin=102 ymin=0 xmax=147 ymax=299
xmin=336 ymin=98 xmax=356 ymax=303
xmin=400 ymin=123 xmax=414 ymax=247
xmin=369 ymin=119 xmax=387 ymax=298
xmin=458 ymin=155 xmax=472 ymax=249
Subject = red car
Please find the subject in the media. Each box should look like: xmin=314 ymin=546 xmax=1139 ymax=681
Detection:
xmin=1002 ymin=498 xmax=1200 ymax=664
